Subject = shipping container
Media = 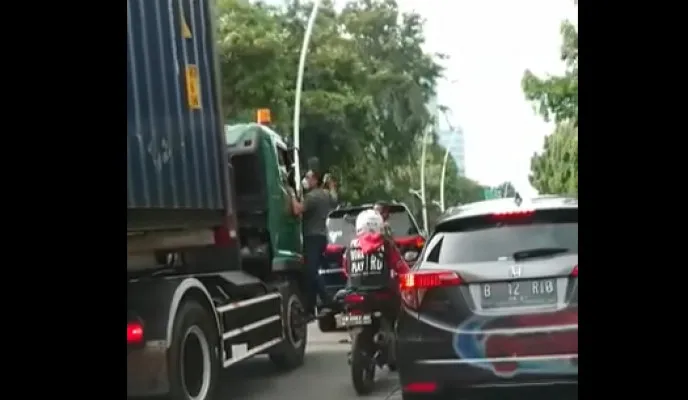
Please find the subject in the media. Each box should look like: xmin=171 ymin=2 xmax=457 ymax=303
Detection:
xmin=127 ymin=0 xmax=229 ymax=231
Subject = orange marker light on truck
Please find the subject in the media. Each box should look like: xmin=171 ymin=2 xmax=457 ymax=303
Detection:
xmin=256 ymin=108 xmax=271 ymax=124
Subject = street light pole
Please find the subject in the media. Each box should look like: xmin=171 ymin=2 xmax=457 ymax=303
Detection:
xmin=439 ymin=147 xmax=450 ymax=212
xmin=408 ymin=188 xmax=427 ymax=231
xmin=431 ymin=200 xmax=443 ymax=210
xmin=419 ymin=129 xmax=429 ymax=233
xmin=439 ymin=105 xmax=459 ymax=213
xmin=292 ymin=0 xmax=322 ymax=197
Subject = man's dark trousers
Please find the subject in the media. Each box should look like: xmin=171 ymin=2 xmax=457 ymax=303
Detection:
xmin=304 ymin=234 xmax=330 ymax=314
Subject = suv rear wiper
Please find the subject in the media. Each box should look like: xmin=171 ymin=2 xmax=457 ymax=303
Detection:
xmin=512 ymin=247 xmax=569 ymax=261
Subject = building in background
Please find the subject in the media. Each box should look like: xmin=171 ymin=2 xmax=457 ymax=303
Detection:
xmin=427 ymin=95 xmax=441 ymax=135
xmin=427 ymin=95 xmax=466 ymax=176
xmin=437 ymin=127 xmax=466 ymax=176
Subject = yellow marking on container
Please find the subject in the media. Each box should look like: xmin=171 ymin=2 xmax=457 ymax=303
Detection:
xmin=181 ymin=14 xmax=192 ymax=39
xmin=185 ymin=65 xmax=202 ymax=110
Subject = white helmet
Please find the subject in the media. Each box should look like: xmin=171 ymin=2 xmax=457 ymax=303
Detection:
xmin=355 ymin=209 xmax=384 ymax=235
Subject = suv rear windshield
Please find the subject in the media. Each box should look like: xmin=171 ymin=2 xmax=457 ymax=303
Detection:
xmin=326 ymin=206 xmax=419 ymax=245
xmin=424 ymin=209 xmax=577 ymax=264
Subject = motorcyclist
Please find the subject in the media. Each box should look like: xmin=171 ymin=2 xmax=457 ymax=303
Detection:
xmin=342 ymin=209 xmax=410 ymax=297
xmin=340 ymin=209 xmax=409 ymax=370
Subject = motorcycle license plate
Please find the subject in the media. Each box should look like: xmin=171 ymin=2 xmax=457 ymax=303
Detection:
xmin=340 ymin=313 xmax=372 ymax=327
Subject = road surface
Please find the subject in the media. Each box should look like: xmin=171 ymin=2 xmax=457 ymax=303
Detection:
xmin=217 ymin=322 xmax=401 ymax=400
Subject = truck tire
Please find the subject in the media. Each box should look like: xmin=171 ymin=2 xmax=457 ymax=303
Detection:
xmin=268 ymin=280 xmax=307 ymax=370
xmin=168 ymin=299 xmax=220 ymax=400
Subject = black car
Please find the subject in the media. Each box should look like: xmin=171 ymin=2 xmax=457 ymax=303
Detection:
xmin=396 ymin=196 xmax=578 ymax=399
xmin=317 ymin=203 xmax=425 ymax=332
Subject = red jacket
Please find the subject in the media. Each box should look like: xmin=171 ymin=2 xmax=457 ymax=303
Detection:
xmin=343 ymin=232 xmax=411 ymax=277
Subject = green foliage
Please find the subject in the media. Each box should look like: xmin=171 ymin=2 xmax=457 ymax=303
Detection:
xmin=217 ymin=0 xmax=488 ymax=210
xmin=522 ymin=20 xmax=578 ymax=126
xmin=483 ymin=182 xmax=517 ymax=198
xmin=529 ymin=122 xmax=578 ymax=195
xmin=522 ymin=2 xmax=578 ymax=196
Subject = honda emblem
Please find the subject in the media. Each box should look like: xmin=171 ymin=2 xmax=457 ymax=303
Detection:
xmin=510 ymin=265 xmax=522 ymax=278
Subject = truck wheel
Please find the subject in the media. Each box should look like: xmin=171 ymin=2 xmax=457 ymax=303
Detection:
xmin=317 ymin=313 xmax=337 ymax=332
xmin=168 ymin=299 xmax=220 ymax=400
xmin=268 ymin=281 xmax=307 ymax=370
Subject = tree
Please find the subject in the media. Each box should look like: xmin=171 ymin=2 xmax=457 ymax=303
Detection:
xmin=529 ymin=122 xmax=578 ymax=195
xmin=216 ymin=0 xmax=492 ymax=205
xmin=522 ymin=2 xmax=578 ymax=195
xmin=216 ymin=0 xmax=292 ymax=128
xmin=521 ymin=20 xmax=578 ymax=126
xmin=492 ymin=181 xmax=517 ymax=197
xmin=280 ymin=0 xmax=445 ymax=203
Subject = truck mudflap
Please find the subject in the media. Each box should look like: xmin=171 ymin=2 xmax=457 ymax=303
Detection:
xmin=128 ymin=276 xmax=219 ymax=397
xmin=127 ymin=340 xmax=169 ymax=397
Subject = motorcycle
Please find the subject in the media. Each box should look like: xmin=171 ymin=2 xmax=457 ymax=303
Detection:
xmin=336 ymin=288 xmax=398 ymax=395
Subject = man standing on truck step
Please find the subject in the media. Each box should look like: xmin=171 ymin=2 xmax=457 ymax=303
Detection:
xmin=292 ymin=169 xmax=338 ymax=318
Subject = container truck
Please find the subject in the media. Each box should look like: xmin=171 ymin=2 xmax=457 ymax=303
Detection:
xmin=127 ymin=1 xmax=308 ymax=399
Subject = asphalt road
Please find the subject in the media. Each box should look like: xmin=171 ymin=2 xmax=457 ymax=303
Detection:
xmin=217 ymin=322 xmax=401 ymax=400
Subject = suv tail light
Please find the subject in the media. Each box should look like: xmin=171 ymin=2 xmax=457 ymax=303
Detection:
xmin=325 ymin=244 xmax=344 ymax=253
xmin=571 ymin=264 xmax=578 ymax=277
xmin=396 ymin=236 xmax=425 ymax=264
xmin=404 ymin=382 xmax=438 ymax=394
xmin=399 ymin=270 xmax=461 ymax=309
xmin=395 ymin=236 xmax=425 ymax=250
xmin=344 ymin=294 xmax=365 ymax=304
xmin=127 ymin=321 xmax=144 ymax=345
xmin=327 ymin=245 xmax=347 ymax=277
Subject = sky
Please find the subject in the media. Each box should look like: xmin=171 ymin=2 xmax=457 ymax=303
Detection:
xmin=396 ymin=0 xmax=578 ymax=196
xmin=261 ymin=0 xmax=578 ymax=197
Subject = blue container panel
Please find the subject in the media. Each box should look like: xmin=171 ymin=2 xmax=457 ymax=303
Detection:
xmin=127 ymin=0 xmax=227 ymax=212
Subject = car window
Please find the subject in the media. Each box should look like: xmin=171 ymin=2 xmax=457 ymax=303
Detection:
xmin=326 ymin=217 xmax=357 ymax=245
xmin=326 ymin=206 xmax=419 ymax=245
xmin=386 ymin=210 xmax=419 ymax=236
xmin=424 ymin=209 xmax=577 ymax=264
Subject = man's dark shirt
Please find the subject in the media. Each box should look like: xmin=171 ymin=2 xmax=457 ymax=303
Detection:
xmin=302 ymin=188 xmax=338 ymax=236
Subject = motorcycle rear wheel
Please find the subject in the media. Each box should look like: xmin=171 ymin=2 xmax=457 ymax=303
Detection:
xmin=351 ymin=328 xmax=376 ymax=395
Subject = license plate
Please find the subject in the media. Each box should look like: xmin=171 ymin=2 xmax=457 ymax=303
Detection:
xmin=481 ymin=279 xmax=557 ymax=309
xmin=319 ymin=266 xmax=343 ymax=275
xmin=340 ymin=313 xmax=372 ymax=326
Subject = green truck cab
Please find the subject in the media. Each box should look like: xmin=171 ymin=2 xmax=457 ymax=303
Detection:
xmin=225 ymin=122 xmax=303 ymax=281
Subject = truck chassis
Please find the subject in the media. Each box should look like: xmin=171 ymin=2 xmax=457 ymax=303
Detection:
xmin=127 ymin=271 xmax=307 ymax=399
